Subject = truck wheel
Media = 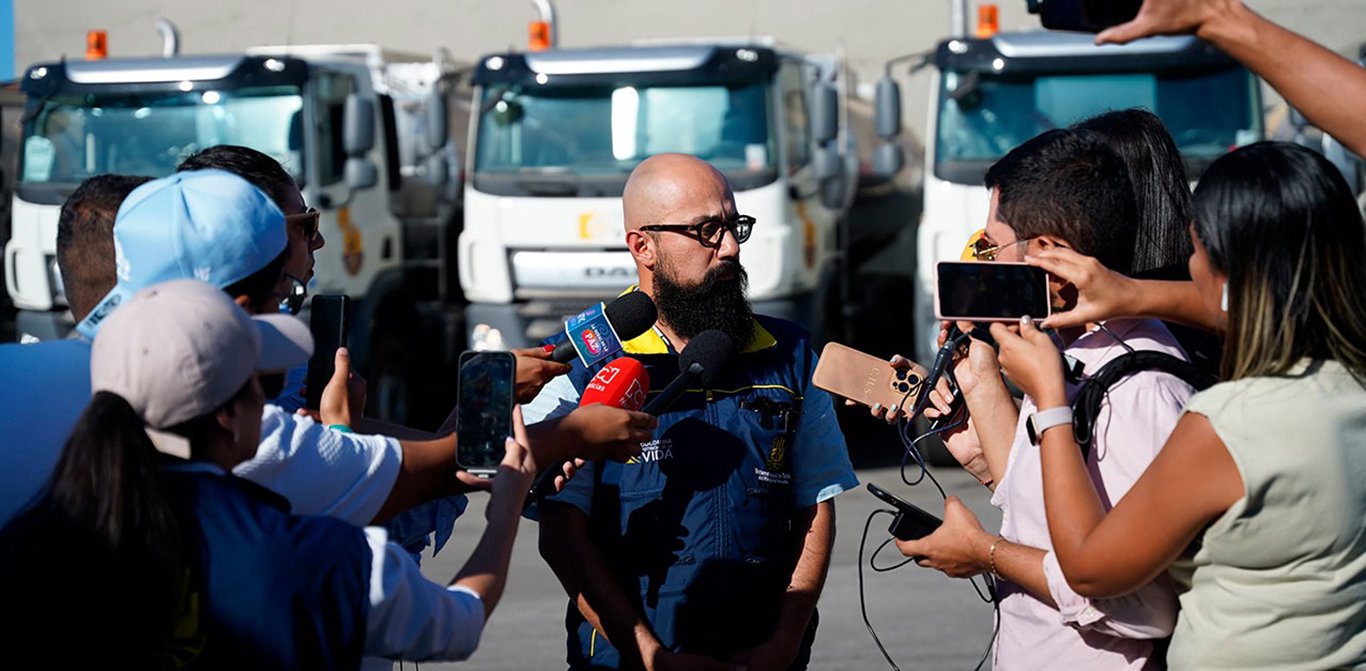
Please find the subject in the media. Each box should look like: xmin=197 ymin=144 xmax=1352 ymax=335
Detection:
xmin=368 ymin=336 xmax=412 ymax=425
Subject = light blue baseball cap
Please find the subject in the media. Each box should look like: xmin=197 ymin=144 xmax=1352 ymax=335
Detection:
xmin=76 ymin=169 xmax=288 ymax=339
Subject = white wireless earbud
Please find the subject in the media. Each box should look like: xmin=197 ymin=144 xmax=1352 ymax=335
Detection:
xmin=1221 ymin=282 xmax=1229 ymax=312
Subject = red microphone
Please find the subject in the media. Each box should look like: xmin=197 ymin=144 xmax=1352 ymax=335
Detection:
xmin=580 ymin=357 xmax=650 ymax=411
xmin=525 ymin=356 xmax=650 ymax=508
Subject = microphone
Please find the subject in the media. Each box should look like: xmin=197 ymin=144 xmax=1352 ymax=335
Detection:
xmin=641 ymin=329 xmax=735 ymax=416
xmin=550 ymin=292 xmax=657 ymax=365
xmin=525 ymin=357 xmax=651 ymax=507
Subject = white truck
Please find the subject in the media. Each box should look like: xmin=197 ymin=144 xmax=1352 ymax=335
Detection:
xmin=4 ymin=36 xmax=468 ymax=422
xmin=458 ymin=39 xmax=857 ymax=346
xmin=873 ymin=29 xmax=1263 ymax=364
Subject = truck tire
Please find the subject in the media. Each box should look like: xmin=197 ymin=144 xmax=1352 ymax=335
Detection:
xmin=367 ymin=335 xmax=413 ymax=425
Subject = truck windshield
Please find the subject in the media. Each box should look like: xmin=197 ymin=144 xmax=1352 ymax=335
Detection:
xmin=20 ymin=85 xmax=304 ymax=187
xmin=934 ymin=67 xmax=1260 ymax=184
xmin=473 ymin=80 xmax=775 ymax=196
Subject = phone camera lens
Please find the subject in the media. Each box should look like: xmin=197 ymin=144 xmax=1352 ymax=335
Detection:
xmin=906 ymin=374 xmax=920 ymax=386
xmin=897 ymin=382 xmax=910 ymax=393
xmin=895 ymin=370 xmax=908 ymax=381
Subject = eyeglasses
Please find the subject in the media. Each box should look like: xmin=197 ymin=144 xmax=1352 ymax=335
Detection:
xmin=286 ymin=208 xmax=321 ymax=243
xmin=971 ymin=236 xmax=1031 ymax=262
xmin=640 ymin=215 xmax=755 ymax=249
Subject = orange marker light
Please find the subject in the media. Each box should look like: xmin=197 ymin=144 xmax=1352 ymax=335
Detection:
xmin=86 ymin=30 xmax=108 ymax=60
xmin=976 ymin=4 xmax=1000 ymax=38
xmin=528 ymin=21 xmax=552 ymax=51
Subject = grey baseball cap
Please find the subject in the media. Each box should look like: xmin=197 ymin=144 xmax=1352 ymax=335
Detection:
xmin=90 ymin=279 xmax=312 ymax=456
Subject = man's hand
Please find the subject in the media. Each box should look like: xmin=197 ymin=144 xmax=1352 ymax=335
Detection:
xmin=320 ymin=347 xmax=366 ymax=427
xmin=729 ymin=635 xmax=801 ymax=671
xmin=513 ymin=347 xmax=573 ymax=403
xmin=895 ymin=496 xmax=994 ymax=579
xmin=558 ymin=404 xmax=656 ymax=463
xmin=1095 ymin=0 xmax=1232 ymax=45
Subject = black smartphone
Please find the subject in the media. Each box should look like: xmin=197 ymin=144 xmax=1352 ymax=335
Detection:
xmin=305 ymin=295 xmax=350 ymax=410
xmin=935 ymin=261 xmax=1051 ymax=322
xmin=1027 ymin=0 xmax=1142 ymax=33
xmin=866 ymin=483 xmax=943 ymax=541
xmin=456 ymin=350 xmax=517 ymax=477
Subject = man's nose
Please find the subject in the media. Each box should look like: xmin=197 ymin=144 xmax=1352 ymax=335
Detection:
xmin=715 ymin=226 xmax=741 ymax=260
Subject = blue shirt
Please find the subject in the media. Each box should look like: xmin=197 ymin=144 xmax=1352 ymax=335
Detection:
xmin=525 ymin=312 xmax=857 ymax=666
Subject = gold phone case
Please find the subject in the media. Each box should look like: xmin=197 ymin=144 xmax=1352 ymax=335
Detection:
xmin=813 ymin=342 xmax=922 ymax=410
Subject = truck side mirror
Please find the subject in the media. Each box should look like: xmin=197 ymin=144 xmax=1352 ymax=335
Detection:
xmin=426 ymin=90 xmax=449 ymax=151
xmin=872 ymin=142 xmax=904 ymax=180
xmin=424 ymin=153 xmax=450 ymax=188
xmin=343 ymin=93 xmax=378 ymax=190
xmin=813 ymin=146 xmax=847 ymax=210
xmin=344 ymin=94 xmax=376 ymax=154
xmin=811 ymin=83 xmax=839 ymax=145
xmin=874 ymin=77 xmax=902 ymax=139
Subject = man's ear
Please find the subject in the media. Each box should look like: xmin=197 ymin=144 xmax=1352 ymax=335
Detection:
xmin=1033 ymin=235 xmax=1071 ymax=253
xmin=626 ymin=230 xmax=656 ymax=269
xmin=215 ymin=405 xmax=237 ymax=435
xmin=232 ymin=294 xmax=252 ymax=309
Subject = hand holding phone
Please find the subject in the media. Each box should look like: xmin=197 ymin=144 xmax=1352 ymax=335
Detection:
xmin=867 ymin=483 xmax=943 ymax=541
xmin=306 ymin=295 xmax=350 ymax=410
xmin=456 ymin=350 xmax=517 ymax=478
xmin=814 ymin=343 xmax=926 ymax=412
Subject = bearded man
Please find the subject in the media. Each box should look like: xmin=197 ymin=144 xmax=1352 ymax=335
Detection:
xmin=526 ymin=154 xmax=858 ymax=671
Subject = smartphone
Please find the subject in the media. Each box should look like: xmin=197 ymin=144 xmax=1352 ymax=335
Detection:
xmin=813 ymin=342 xmax=924 ymax=411
xmin=867 ymin=483 xmax=943 ymax=541
xmin=456 ymin=350 xmax=517 ymax=477
xmin=305 ymin=294 xmax=350 ymax=410
xmin=1026 ymin=0 xmax=1141 ymax=33
xmin=935 ymin=261 xmax=1051 ymax=322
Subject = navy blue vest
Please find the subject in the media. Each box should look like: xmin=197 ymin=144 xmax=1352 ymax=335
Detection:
xmin=550 ymin=315 xmax=820 ymax=668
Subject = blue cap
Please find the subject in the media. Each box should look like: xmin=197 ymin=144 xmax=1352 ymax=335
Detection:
xmin=77 ymin=169 xmax=288 ymax=338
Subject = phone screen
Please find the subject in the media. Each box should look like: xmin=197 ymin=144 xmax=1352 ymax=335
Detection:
xmin=456 ymin=351 xmax=516 ymax=475
xmin=935 ymin=261 xmax=1050 ymax=322
xmin=305 ymin=295 xmax=349 ymax=410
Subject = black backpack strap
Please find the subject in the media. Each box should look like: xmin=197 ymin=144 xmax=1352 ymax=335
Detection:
xmin=1070 ymin=351 xmax=1218 ymax=460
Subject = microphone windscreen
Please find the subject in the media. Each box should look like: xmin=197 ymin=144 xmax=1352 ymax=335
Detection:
xmin=579 ymin=356 xmax=651 ymax=411
xmin=603 ymin=292 xmax=658 ymax=341
xmin=678 ymin=330 xmax=736 ymax=388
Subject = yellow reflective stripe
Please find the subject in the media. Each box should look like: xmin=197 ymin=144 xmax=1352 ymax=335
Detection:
xmin=645 ymin=383 xmax=802 ymax=400
xmin=590 ymin=628 xmax=597 ymax=656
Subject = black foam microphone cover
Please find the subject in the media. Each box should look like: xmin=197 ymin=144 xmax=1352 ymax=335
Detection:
xmin=550 ymin=292 xmax=659 ymax=364
xmin=678 ymin=329 xmax=735 ymax=387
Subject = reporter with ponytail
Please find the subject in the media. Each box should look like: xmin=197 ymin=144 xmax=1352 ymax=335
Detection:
xmin=0 ymin=280 xmax=537 ymax=669
xmin=993 ymin=142 xmax=1366 ymax=669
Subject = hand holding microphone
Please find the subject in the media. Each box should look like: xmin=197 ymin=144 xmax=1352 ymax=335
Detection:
xmin=526 ymin=357 xmax=657 ymax=505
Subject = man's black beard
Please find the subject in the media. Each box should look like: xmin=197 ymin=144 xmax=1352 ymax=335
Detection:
xmin=653 ymin=258 xmax=755 ymax=347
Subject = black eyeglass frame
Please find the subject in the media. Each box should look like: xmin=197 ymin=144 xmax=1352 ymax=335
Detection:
xmin=639 ymin=215 xmax=755 ymax=249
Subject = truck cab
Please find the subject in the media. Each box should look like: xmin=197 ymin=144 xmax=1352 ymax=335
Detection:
xmin=459 ymin=41 xmax=854 ymax=346
xmin=876 ymin=32 xmax=1262 ymax=364
xmin=5 ymin=45 xmax=466 ymax=422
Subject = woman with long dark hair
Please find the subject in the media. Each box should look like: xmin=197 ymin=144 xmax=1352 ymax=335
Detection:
xmin=994 ymin=142 xmax=1366 ymax=667
xmin=0 ymin=280 xmax=537 ymax=669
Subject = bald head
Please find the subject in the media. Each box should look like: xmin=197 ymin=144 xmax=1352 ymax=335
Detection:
xmin=623 ymin=154 xmax=734 ymax=231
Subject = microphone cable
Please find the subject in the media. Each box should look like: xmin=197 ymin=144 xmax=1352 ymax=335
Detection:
xmin=858 ymin=328 xmax=1001 ymax=670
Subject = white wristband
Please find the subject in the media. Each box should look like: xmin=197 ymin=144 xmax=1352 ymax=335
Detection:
xmin=1027 ymin=406 xmax=1073 ymax=445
